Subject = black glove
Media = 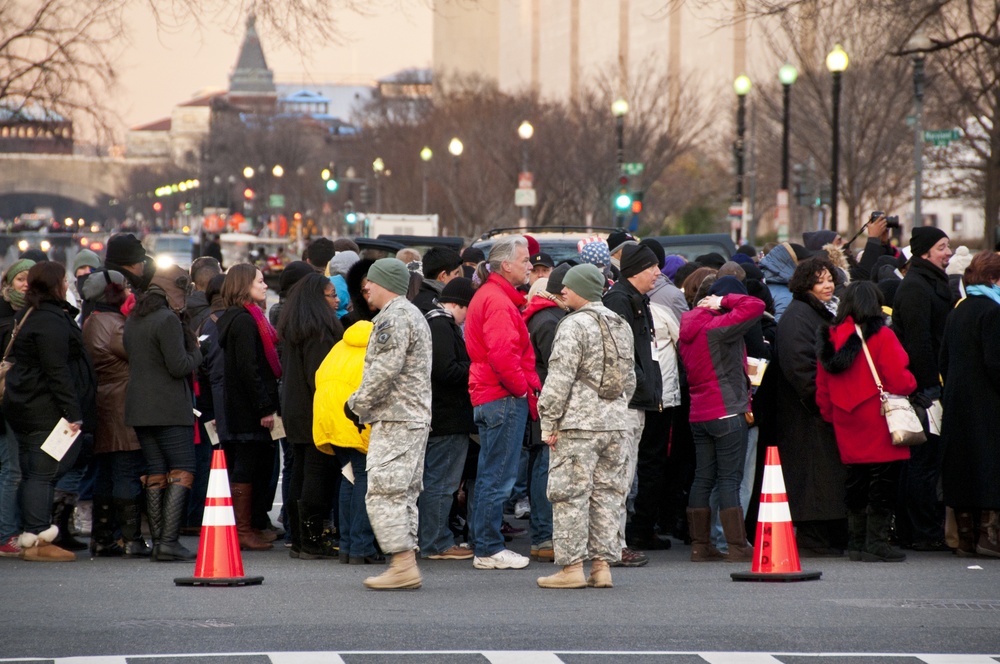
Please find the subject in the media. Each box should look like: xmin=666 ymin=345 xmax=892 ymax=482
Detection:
xmin=343 ymin=403 xmax=364 ymax=433
xmin=909 ymin=391 xmax=933 ymax=410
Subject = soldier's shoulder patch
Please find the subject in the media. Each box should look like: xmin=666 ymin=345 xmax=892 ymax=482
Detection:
xmin=375 ymin=330 xmax=392 ymax=345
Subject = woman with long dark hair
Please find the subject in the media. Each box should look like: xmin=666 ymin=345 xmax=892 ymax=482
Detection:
xmin=817 ymin=281 xmax=916 ymax=562
xmin=277 ymin=273 xmax=344 ymax=559
xmin=217 ymin=263 xmax=280 ymax=551
xmin=3 ymin=262 xmax=96 ymax=561
xmin=124 ymin=265 xmax=202 ymax=562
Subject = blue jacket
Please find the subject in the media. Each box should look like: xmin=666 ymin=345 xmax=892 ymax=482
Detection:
xmin=760 ymin=244 xmax=798 ymax=321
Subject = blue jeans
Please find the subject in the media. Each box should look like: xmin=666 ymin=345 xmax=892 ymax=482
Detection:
xmin=528 ymin=443 xmax=553 ymax=545
xmin=186 ymin=430 xmax=214 ymax=528
xmin=688 ymin=415 xmax=748 ymax=509
xmin=135 ymin=425 xmax=196 ymax=476
xmin=418 ymin=433 xmax=469 ymax=556
xmin=93 ymin=450 xmax=145 ymax=501
xmin=471 ymin=396 xmax=529 ymax=557
xmin=710 ymin=423 xmax=758 ymax=550
xmin=0 ymin=428 xmax=22 ymax=539
xmin=16 ymin=429 xmax=82 ymax=534
xmin=338 ymin=447 xmax=376 ymax=557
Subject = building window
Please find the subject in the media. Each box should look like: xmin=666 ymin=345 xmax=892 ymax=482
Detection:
xmin=952 ymin=213 xmax=963 ymax=233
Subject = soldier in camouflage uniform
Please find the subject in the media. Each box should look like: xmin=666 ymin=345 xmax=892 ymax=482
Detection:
xmin=537 ymin=264 xmax=636 ymax=589
xmin=345 ymin=258 xmax=433 ymax=590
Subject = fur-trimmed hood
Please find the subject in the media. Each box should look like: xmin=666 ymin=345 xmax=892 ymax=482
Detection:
xmin=818 ymin=315 xmax=883 ymax=374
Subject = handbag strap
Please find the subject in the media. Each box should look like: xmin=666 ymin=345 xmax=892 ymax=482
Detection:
xmin=855 ymin=323 xmax=885 ymax=397
xmin=2 ymin=307 xmax=33 ymax=363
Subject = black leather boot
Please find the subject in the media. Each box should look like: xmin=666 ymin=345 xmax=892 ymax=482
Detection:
xmin=115 ymin=497 xmax=152 ymax=558
xmin=298 ymin=501 xmax=338 ymax=560
xmin=52 ymin=493 xmax=88 ymax=551
xmin=862 ymin=508 xmax=906 ymax=562
xmin=144 ymin=475 xmax=166 ymax=562
xmin=89 ymin=496 xmax=124 ymax=557
xmin=847 ymin=510 xmax=867 ymax=561
xmin=153 ymin=470 xmax=196 ymax=562
xmin=287 ymin=498 xmax=301 ymax=559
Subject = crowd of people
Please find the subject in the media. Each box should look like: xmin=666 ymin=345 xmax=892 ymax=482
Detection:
xmin=0 ymin=217 xmax=997 ymax=590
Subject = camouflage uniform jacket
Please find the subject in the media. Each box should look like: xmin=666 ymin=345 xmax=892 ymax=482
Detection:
xmin=538 ymin=302 xmax=636 ymax=434
xmin=348 ymin=295 xmax=432 ymax=425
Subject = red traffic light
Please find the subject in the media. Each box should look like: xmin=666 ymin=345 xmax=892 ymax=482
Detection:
xmin=631 ymin=200 xmax=643 ymax=214
xmin=619 ymin=176 xmax=629 ymax=186
xmin=243 ymin=188 xmax=255 ymax=200
xmin=152 ymin=202 xmax=163 ymax=212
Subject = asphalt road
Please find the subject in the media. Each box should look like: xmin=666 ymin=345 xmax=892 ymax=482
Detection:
xmin=1 ymin=523 xmax=997 ymax=660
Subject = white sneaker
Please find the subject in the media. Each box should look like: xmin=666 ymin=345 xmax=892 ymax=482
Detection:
xmin=513 ymin=497 xmax=531 ymax=519
xmin=473 ymin=548 xmax=530 ymax=570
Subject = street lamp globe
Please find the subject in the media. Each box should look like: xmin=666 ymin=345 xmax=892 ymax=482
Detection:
xmin=243 ymin=166 xmax=254 ymax=179
xmin=733 ymin=74 xmax=752 ymax=97
xmin=826 ymin=44 xmax=849 ymax=73
xmin=778 ymin=63 xmax=798 ymax=86
xmin=272 ymin=165 xmax=284 ymax=178
xmin=420 ymin=146 xmax=433 ymax=162
xmin=611 ymin=98 xmax=629 ymax=117
xmin=907 ymin=31 xmax=933 ymax=59
xmin=373 ymin=157 xmax=385 ymax=173
xmin=448 ymin=138 xmax=464 ymax=157
xmin=518 ymin=121 xmax=534 ymax=141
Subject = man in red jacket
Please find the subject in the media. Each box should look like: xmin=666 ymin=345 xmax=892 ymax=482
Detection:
xmin=464 ymin=235 xmax=540 ymax=570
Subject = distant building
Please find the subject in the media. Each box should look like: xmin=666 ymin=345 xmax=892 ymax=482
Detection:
xmin=0 ymin=105 xmax=73 ymax=155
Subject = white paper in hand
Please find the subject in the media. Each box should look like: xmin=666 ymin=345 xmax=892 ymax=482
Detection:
xmin=270 ymin=415 xmax=286 ymax=440
xmin=927 ymin=399 xmax=943 ymax=436
xmin=204 ymin=420 xmax=220 ymax=446
xmin=341 ymin=460 xmax=355 ymax=485
xmin=41 ymin=418 xmax=81 ymax=462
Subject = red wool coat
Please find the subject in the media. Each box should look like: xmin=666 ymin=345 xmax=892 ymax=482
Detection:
xmin=816 ymin=317 xmax=917 ymax=464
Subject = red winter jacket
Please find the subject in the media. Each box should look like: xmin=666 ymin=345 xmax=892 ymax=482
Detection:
xmin=465 ymin=272 xmax=540 ymax=407
xmin=816 ymin=317 xmax=917 ymax=464
xmin=678 ymin=293 xmax=765 ymax=423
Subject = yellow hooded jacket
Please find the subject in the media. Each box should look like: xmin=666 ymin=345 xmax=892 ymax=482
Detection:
xmin=313 ymin=320 xmax=373 ymax=455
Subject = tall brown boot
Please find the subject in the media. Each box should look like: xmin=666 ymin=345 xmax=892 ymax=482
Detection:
xmin=687 ymin=507 xmax=725 ymax=562
xmin=230 ymin=483 xmax=272 ymax=551
xmin=976 ymin=510 xmax=1000 ymax=558
xmin=363 ymin=550 xmax=422 ymax=590
xmin=719 ymin=506 xmax=754 ymax=563
xmin=587 ymin=559 xmax=613 ymax=588
xmin=954 ymin=510 xmax=977 ymax=557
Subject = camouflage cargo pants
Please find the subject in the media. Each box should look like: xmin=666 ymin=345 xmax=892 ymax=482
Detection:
xmin=547 ymin=429 xmax=628 ymax=566
xmin=365 ymin=421 xmax=429 ymax=555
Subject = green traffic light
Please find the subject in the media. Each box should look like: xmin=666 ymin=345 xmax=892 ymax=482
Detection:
xmin=326 ymin=179 xmax=339 ymax=192
xmin=615 ymin=193 xmax=632 ymax=210
xmin=346 ymin=211 xmax=357 ymax=224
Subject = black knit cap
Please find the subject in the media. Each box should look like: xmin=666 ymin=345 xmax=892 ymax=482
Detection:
xmin=546 ymin=263 xmax=572 ymax=295
xmin=607 ymin=231 xmax=637 ymax=255
xmin=619 ymin=244 xmax=659 ymax=278
xmin=461 ymin=247 xmax=485 ymax=264
xmin=279 ymin=261 xmax=314 ymax=295
xmin=438 ymin=277 xmax=476 ymax=307
xmin=106 ymin=233 xmax=147 ymax=266
xmin=638 ymin=238 xmax=665 ymax=270
xmin=910 ymin=226 xmax=948 ymax=258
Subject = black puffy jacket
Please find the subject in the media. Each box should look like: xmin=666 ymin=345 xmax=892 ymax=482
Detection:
xmin=603 ymin=279 xmax=662 ymax=411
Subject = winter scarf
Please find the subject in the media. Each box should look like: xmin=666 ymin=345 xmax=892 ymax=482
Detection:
xmin=965 ymin=284 xmax=1000 ymax=307
xmin=245 ymin=302 xmax=282 ymax=379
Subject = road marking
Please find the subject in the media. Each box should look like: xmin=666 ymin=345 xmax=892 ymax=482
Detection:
xmin=268 ymin=652 xmax=346 ymax=664
xmin=700 ymin=655 xmax=784 ymax=664
xmin=918 ymin=657 xmax=1000 ymax=663
xmin=484 ymin=652 xmax=564 ymax=664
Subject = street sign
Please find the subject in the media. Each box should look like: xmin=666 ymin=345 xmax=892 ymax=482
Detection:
xmin=515 ymin=188 xmax=537 ymax=207
xmin=728 ymin=205 xmax=743 ymax=218
xmin=518 ymin=172 xmax=534 ymax=189
xmin=269 ymin=194 xmax=285 ymax=209
xmin=924 ymin=129 xmax=962 ymax=146
xmin=623 ymin=162 xmax=645 ymax=175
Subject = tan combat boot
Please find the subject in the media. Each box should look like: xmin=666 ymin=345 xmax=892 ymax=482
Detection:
xmin=537 ymin=561 xmax=587 ymax=589
xmin=587 ymin=559 xmax=613 ymax=588
xmin=363 ymin=550 xmax=422 ymax=590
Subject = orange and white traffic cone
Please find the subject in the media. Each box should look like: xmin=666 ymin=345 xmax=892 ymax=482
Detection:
xmin=175 ymin=448 xmax=264 ymax=587
xmin=731 ymin=446 xmax=821 ymax=582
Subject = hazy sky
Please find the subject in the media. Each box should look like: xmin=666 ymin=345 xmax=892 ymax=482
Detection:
xmin=114 ymin=3 xmax=433 ymax=132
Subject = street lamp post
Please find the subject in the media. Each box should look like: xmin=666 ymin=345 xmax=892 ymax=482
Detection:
xmin=372 ymin=157 xmax=385 ymax=214
xmin=517 ymin=120 xmax=534 ymax=225
xmin=909 ymin=31 xmax=932 ymax=229
xmin=826 ymin=44 xmax=849 ymax=232
xmin=777 ymin=64 xmax=797 ymax=242
xmin=733 ymin=75 xmax=752 ymax=243
xmin=420 ymin=147 xmax=433 ymax=215
xmin=611 ymin=98 xmax=629 ymax=228
xmin=448 ymin=137 xmax=464 ymax=237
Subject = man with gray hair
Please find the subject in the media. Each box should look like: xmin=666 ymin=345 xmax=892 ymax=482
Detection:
xmin=464 ymin=235 xmax=540 ymax=570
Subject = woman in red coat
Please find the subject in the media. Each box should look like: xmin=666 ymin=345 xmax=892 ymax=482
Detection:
xmin=816 ymin=281 xmax=917 ymax=563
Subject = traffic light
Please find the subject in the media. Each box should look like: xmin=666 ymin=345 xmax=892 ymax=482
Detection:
xmin=614 ymin=176 xmax=632 ymax=211
xmin=631 ymin=191 xmax=644 ymax=215
xmin=243 ymin=188 xmax=255 ymax=200
xmin=325 ymin=179 xmax=339 ymax=193
xmin=360 ymin=183 xmax=372 ymax=208
xmin=345 ymin=202 xmax=357 ymax=224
